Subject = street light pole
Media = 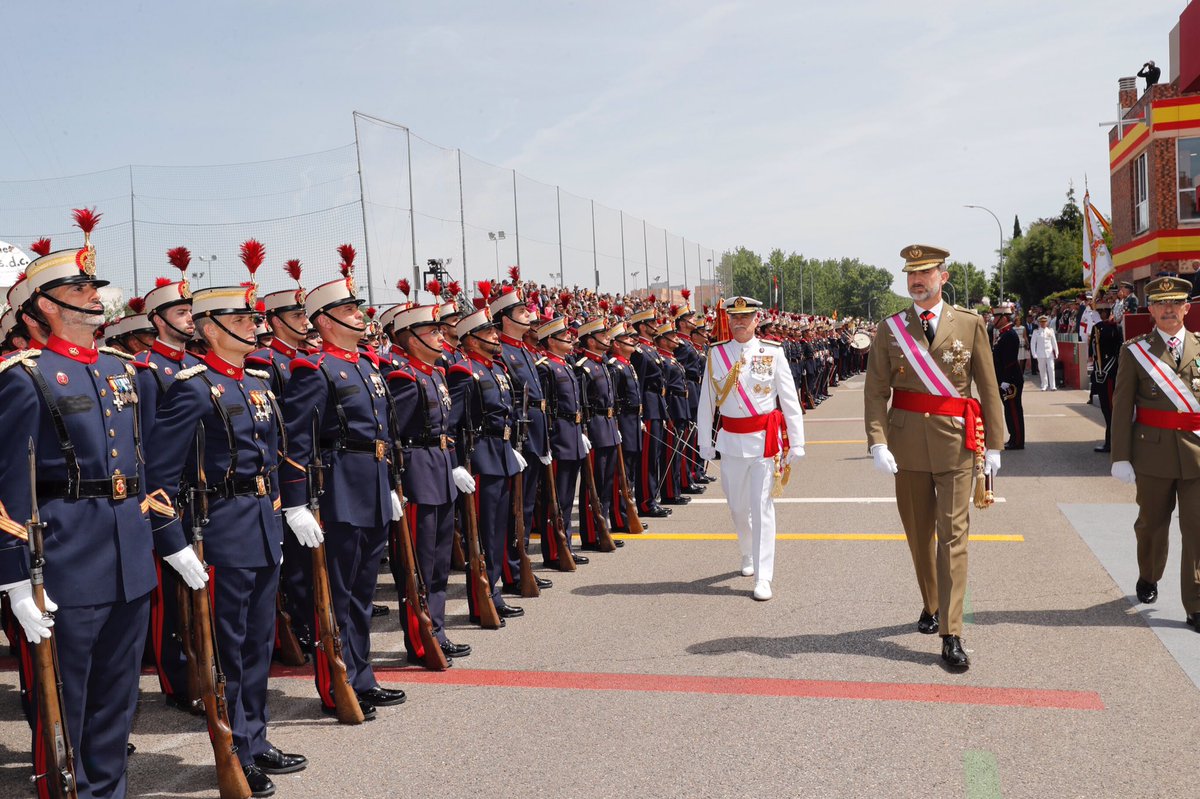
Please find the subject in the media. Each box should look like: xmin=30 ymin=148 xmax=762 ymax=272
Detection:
xmin=964 ymin=204 xmax=1005 ymax=302
xmin=195 ymin=254 xmax=218 ymax=288
xmin=488 ymin=231 xmax=506 ymax=282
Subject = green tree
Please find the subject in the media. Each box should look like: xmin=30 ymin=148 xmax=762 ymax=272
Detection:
xmin=944 ymin=261 xmax=989 ymax=307
xmin=1012 ymin=215 xmax=1022 ymax=239
xmin=1001 ymin=222 xmax=1081 ymax=308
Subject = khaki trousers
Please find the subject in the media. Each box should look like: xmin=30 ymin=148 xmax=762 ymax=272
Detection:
xmin=894 ymin=467 xmax=973 ymax=637
xmin=1133 ymin=474 xmax=1200 ymax=614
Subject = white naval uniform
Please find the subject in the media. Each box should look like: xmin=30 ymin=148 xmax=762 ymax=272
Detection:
xmin=697 ymin=336 xmax=806 ymax=582
xmin=1030 ymin=325 xmax=1058 ymax=391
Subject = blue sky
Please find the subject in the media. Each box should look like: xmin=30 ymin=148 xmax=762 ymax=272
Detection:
xmin=0 ymin=2 xmax=1183 ymax=296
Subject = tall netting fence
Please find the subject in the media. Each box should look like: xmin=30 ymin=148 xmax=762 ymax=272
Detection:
xmin=0 ymin=112 xmax=720 ymax=311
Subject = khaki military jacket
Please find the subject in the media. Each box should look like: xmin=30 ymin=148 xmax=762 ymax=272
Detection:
xmin=1111 ymin=329 xmax=1200 ymax=479
xmin=864 ymin=305 xmax=1005 ymax=473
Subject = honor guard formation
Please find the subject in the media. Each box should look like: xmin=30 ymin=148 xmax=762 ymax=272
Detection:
xmin=8 ymin=216 xmax=1191 ymax=799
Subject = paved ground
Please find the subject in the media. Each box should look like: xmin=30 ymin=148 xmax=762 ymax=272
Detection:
xmin=1 ymin=372 xmax=1198 ymax=798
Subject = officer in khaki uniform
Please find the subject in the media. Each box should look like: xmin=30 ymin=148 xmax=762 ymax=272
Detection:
xmin=1110 ymin=275 xmax=1200 ymax=631
xmin=864 ymin=245 xmax=1005 ymax=670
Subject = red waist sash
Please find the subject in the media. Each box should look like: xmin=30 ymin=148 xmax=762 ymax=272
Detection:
xmin=1135 ymin=407 xmax=1200 ymax=430
xmin=891 ymin=389 xmax=983 ymax=452
xmin=720 ymin=409 xmax=787 ymax=457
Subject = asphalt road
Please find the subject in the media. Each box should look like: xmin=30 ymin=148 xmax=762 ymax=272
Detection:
xmin=1 ymin=372 xmax=1197 ymax=798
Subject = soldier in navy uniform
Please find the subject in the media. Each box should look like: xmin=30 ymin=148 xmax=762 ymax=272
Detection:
xmin=279 ymin=247 xmax=406 ymax=718
xmin=447 ymin=305 xmax=527 ymax=621
xmin=0 ymin=211 xmax=159 ymax=799
xmin=437 ymin=299 xmax=466 ymax=371
xmin=655 ymin=321 xmax=692 ymax=507
xmin=387 ymin=303 xmax=476 ymax=662
xmin=629 ymin=308 xmax=670 ymax=517
xmin=536 ymin=315 xmax=592 ymax=565
xmin=671 ymin=304 xmax=707 ymax=493
xmin=607 ymin=322 xmax=644 ymax=531
xmin=992 ymin=303 xmax=1025 ymax=450
xmin=1091 ymin=300 xmax=1123 ymax=453
xmin=575 ymin=317 xmax=623 ymax=551
xmin=144 ymin=279 xmax=307 ymax=796
xmin=492 ymin=289 xmax=554 ymax=591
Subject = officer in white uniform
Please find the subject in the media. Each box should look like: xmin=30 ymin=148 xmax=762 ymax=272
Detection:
xmin=697 ymin=296 xmax=805 ymax=600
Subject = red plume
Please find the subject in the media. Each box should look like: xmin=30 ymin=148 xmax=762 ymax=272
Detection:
xmin=397 ymin=278 xmax=410 ymax=297
xmin=669 ymin=303 xmax=679 ymax=315
xmin=71 ymin=207 xmax=102 ymax=236
xmin=30 ymin=238 xmax=52 ymax=257
xmin=446 ymin=280 xmax=461 ymax=297
xmin=425 ymin=279 xmax=442 ymax=296
xmin=155 ymin=277 xmax=173 ymax=288
xmin=501 ymin=285 xmax=514 ymax=295
xmin=255 ymin=300 xmax=266 ymax=314
xmin=598 ymin=299 xmax=609 ymax=312
xmin=366 ymin=306 xmax=377 ymax=319
xmin=166 ymin=246 xmax=191 ymax=272
xmin=558 ymin=291 xmax=571 ymax=307
xmin=239 ymin=239 xmax=265 ymax=274
xmin=507 ymin=265 xmax=520 ymax=282
xmin=477 ymin=280 xmax=493 ymax=301
xmin=529 ymin=290 xmax=540 ymax=303
xmin=127 ymin=297 xmax=146 ymax=314
xmin=680 ymin=288 xmax=691 ymax=301
xmin=284 ymin=259 xmax=303 ymax=283
xmin=473 ymin=296 xmax=487 ymax=309
xmin=614 ymin=304 xmax=626 ymax=316
xmin=337 ymin=244 xmax=357 ymax=269
xmin=340 ymin=263 xmax=352 ymax=278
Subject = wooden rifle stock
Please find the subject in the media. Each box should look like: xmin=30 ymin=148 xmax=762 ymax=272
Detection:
xmin=25 ymin=442 xmax=77 ymax=799
xmin=175 ymin=579 xmax=203 ymax=712
xmin=580 ymin=454 xmax=617 ymax=552
xmin=273 ymin=592 xmax=307 ymax=667
xmin=543 ymin=461 xmax=576 ymax=571
xmin=615 ymin=443 xmax=644 ymax=534
xmin=450 ymin=526 xmax=467 ymax=572
xmin=461 ymin=484 xmax=501 ymax=629
xmin=390 ymin=491 xmax=448 ymax=670
xmin=509 ymin=472 xmax=539 ymax=597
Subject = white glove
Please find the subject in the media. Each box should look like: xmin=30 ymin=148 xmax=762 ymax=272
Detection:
xmin=164 ymin=546 xmax=208 ymax=590
xmin=871 ymin=444 xmax=898 ymax=475
xmin=513 ymin=450 xmax=528 ymax=471
xmin=3 ymin=581 xmax=55 ymax=643
xmin=284 ymin=506 xmax=324 ymax=548
xmin=581 ymin=434 xmax=592 ymax=455
xmin=784 ymin=447 xmax=804 ymax=465
xmin=1111 ymin=460 xmax=1136 ymax=484
xmin=539 ymin=453 xmax=553 ymax=466
xmin=452 ymin=466 xmax=477 ymax=493
xmin=1000 ymin=382 xmax=1011 ymax=393
xmin=984 ymin=449 xmax=1002 ymax=476
xmin=699 ymin=444 xmax=717 ymax=461
xmin=390 ymin=491 xmax=403 ymax=522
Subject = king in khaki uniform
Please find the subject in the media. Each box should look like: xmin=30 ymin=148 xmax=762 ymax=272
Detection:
xmin=864 ymin=245 xmax=1005 ymax=670
xmin=1110 ymin=275 xmax=1200 ymax=631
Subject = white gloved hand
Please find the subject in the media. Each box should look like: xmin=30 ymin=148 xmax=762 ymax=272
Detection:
xmin=390 ymin=491 xmax=404 ymax=522
xmin=1111 ymin=460 xmax=1136 ymax=484
xmin=452 ymin=466 xmax=477 ymax=494
xmin=513 ymin=450 xmax=528 ymax=471
xmin=871 ymin=444 xmax=899 ymax=475
xmin=984 ymin=449 xmax=1002 ymax=476
xmin=539 ymin=453 xmax=553 ymax=466
xmin=784 ymin=447 xmax=805 ymax=465
xmin=1000 ymin=382 xmax=1011 ymax=393
xmin=164 ymin=546 xmax=208 ymax=590
xmin=3 ymin=581 xmax=54 ymax=643
xmin=699 ymin=444 xmax=717 ymax=461
xmin=284 ymin=505 xmax=324 ymax=548
xmin=581 ymin=434 xmax=592 ymax=455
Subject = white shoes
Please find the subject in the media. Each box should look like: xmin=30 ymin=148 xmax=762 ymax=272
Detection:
xmin=740 ymin=556 xmax=754 ymax=577
xmin=752 ymin=579 xmax=772 ymax=601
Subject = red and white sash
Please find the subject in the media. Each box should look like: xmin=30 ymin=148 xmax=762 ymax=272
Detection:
xmin=885 ymin=312 xmax=960 ymax=400
xmin=1128 ymin=339 xmax=1200 ymax=436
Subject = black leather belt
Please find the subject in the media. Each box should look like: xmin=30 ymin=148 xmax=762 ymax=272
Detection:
xmin=480 ymin=425 xmax=512 ymax=441
xmin=618 ymin=404 xmax=642 ymax=414
xmin=554 ymin=410 xmax=582 ymax=424
xmin=39 ymin=475 xmax=139 ymax=501
xmin=669 ymin=389 xmax=688 ymax=398
xmin=591 ymin=408 xmax=615 ymax=418
xmin=324 ymin=438 xmax=388 ymax=460
xmin=401 ymin=434 xmax=451 ymax=449
xmin=212 ymin=474 xmax=271 ymax=499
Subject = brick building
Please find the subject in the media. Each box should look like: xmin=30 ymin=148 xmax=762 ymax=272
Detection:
xmin=1108 ymin=3 xmax=1200 ymax=293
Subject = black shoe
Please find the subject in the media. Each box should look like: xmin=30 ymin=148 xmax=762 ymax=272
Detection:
xmin=1094 ymin=444 xmax=1111 ymax=453
xmin=571 ymin=553 xmax=590 ymax=565
xmin=441 ymin=640 xmax=471 ymax=658
xmin=322 ymin=700 xmax=376 ymax=721
xmin=408 ymin=652 xmax=454 ymax=668
xmin=497 ymin=604 xmax=525 ymax=619
xmin=165 ymin=694 xmax=202 ymax=716
xmin=1187 ymin=613 xmax=1200 ymax=632
xmin=662 ymin=496 xmax=691 ymax=505
xmin=358 ymin=686 xmax=406 ymax=707
xmin=917 ymin=610 xmax=939 ymax=635
xmin=613 ymin=539 xmax=625 ymax=548
xmin=682 ymin=486 xmax=705 ymax=495
xmin=1135 ymin=579 xmax=1158 ymax=604
xmin=242 ymin=765 xmax=276 ymax=798
xmin=371 ymin=603 xmax=389 ymax=618
xmin=940 ymin=635 xmax=970 ymax=670
xmin=501 ymin=583 xmax=522 ymax=596
xmin=641 ymin=506 xmax=669 ymax=518
xmin=697 ymin=474 xmax=716 ymax=484
xmin=534 ymin=575 xmax=553 ymax=588
xmin=1004 ymin=443 xmax=1024 ymax=450
xmin=127 ymin=742 xmax=136 ymax=755
xmin=253 ymin=747 xmax=308 ymax=775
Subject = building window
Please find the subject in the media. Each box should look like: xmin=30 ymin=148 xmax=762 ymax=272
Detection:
xmin=1180 ymin=136 xmax=1200 ymax=224
xmin=1134 ymin=152 xmax=1150 ymax=234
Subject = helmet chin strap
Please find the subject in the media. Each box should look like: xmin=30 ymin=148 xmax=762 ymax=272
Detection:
xmin=319 ymin=309 xmax=366 ymax=335
xmin=209 ymin=315 xmax=258 ymax=347
xmin=270 ymin=312 xmax=309 ymax=342
xmin=35 ymin=292 xmax=105 ymax=317
xmin=152 ymin=311 xmax=193 ymax=344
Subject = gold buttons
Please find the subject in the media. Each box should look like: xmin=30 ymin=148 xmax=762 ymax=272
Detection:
xmin=105 ymin=409 xmax=111 ymax=417
xmin=111 ymin=449 xmax=119 ymax=458
xmin=92 ymin=369 xmax=100 ymax=377
xmin=99 ymin=389 xmax=107 ymax=397
xmin=108 ymin=430 xmax=116 ymax=438
xmin=924 ymin=412 xmax=930 ymax=418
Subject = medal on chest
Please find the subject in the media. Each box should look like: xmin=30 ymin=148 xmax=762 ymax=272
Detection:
xmin=106 ymin=374 xmax=137 ymax=411
xmin=496 ymin=371 xmax=511 ymax=392
xmin=437 ymin=382 xmax=452 ymax=409
xmin=749 ymin=354 xmax=773 ymax=379
xmin=369 ymin=372 xmax=386 ymax=397
xmin=248 ymin=389 xmax=272 ymax=422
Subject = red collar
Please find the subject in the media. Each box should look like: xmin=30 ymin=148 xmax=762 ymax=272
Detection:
xmin=547 ymin=354 xmax=565 ymax=366
xmin=610 ymin=354 xmax=629 ymax=365
xmin=204 ymin=351 xmax=244 ymax=380
xmin=152 ymin=339 xmax=187 ymax=362
xmin=500 ymin=333 xmax=526 ymax=349
xmin=46 ymin=335 xmax=98 ymax=364
xmin=638 ymin=336 xmax=654 ymax=347
xmin=271 ymin=338 xmax=298 ymax=359
xmin=29 ymin=338 xmax=45 ymax=350
xmin=582 ymin=350 xmax=604 ymax=363
xmin=322 ymin=342 xmax=360 ymax=363
xmin=657 ymin=348 xmax=675 ymax=358
xmin=466 ymin=351 xmax=493 ymax=368
xmin=406 ymin=354 xmax=435 ymax=375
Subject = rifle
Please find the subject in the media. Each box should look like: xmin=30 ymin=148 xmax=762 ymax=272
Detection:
xmin=614 ymin=443 xmax=644 ymax=534
xmin=461 ymin=431 xmax=501 ymax=628
xmin=511 ymin=385 xmax=539 ymax=597
xmin=576 ymin=366 xmax=616 ymax=552
xmin=25 ymin=441 xmax=77 ymax=799
xmin=175 ymin=576 xmax=203 ymax=714
xmin=307 ymin=417 xmax=365 ymax=724
xmin=185 ymin=433 xmax=252 ymax=799
xmin=450 ymin=527 xmax=467 ymax=572
xmin=273 ymin=593 xmax=306 ymax=667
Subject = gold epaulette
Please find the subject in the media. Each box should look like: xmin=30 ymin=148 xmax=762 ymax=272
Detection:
xmin=0 ymin=349 xmax=40 ymax=374
xmin=175 ymin=364 xmax=209 ymax=381
xmin=98 ymin=346 xmax=134 ymax=360
xmin=245 ymin=368 xmax=270 ymax=380
xmin=535 ymin=357 xmax=548 ymax=366
xmin=760 ymin=339 xmax=782 ymax=347
xmin=575 ymin=356 xmax=589 ymax=368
